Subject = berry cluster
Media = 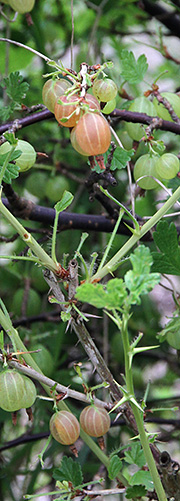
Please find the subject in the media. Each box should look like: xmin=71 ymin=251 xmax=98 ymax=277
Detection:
xmin=42 ymin=75 xmax=118 ymax=157
xmin=50 ymin=405 xmax=111 ymax=446
xmin=134 ymin=152 xmax=179 ymax=190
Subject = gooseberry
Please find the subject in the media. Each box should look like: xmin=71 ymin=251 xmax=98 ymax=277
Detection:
xmin=102 ymin=98 xmax=116 ymax=114
xmin=54 ymin=92 xmax=100 ymax=128
xmin=31 ymin=344 xmax=53 ymax=377
xmin=25 ymin=171 xmax=48 ymax=198
xmin=93 ymin=78 xmax=118 ymax=102
xmin=12 ymin=288 xmax=41 ymax=317
xmin=154 ymin=92 xmax=180 ymax=121
xmin=0 ymin=140 xmax=36 ymax=172
xmin=42 ymin=78 xmax=72 ymax=113
xmin=0 ymin=369 xmax=36 ymax=412
xmin=80 ymin=405 xmax=111 ymax=437
xmin=70 ymin=113 xmax=111 ymax=156
xmin=134 ymin=153 xmax=162 ymax=190
xmin=45 ymin=175 xmax=70 ymax=203
xmin=155 ymin=153 xmax=179 ymax=180
xmin=126 ymin=97 xmax=157 ymax=141
xmin=8 ymin=0 xmax=35 ymax=13
xmin=50 ymin=411 xmax=80 ymax=445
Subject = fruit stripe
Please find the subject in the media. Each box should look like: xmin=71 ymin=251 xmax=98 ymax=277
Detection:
xmin=50 ymin=411 xmax=80 ymax=445
xmin=76 ymin=114 xmax=111 ymax=155
xmin=80 ymin=406 xmax=110 ymax=437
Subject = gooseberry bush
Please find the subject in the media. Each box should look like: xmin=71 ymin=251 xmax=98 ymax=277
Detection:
xmin=1 ymin=2 xmax=180 ymax=501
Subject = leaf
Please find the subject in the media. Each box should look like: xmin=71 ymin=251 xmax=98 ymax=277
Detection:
xmin=0 ymin=149 xmax=21 ymax=184
xmin=151 ymin=221 xmax=180 ymax=275
xmin=55 ymin=191 xmax=74 ymax=213
xmin=124 ymin=443 xmax=145 ymax=468
xmin=110 ymin=147 xmax=134 ymax=171
xmin=0 ymin=71 xmax=29 ymax=104
xmin=130 ymin=470 xmax=154 ymax=491
xmin=125 ymin=245 xmax=160 ymax=305
xmin=75 ymin=278 xmax=127 ymax=310
xmin=125 ymin=485 xmax=147 ymax=499
xmin=52 ymin=456 xmax=83 ymax=487
xmin=108 ymin=455 xmax=122 ymax=480
xmin=120 ymin=50 xmax=148 ymax=84
xmin=157 ymin=313 xmax=180 ymax=346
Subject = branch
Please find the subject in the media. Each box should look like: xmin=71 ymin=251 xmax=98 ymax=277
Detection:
xmin=140 ymin=0 xmax=180 ymax=38
xmin=1 ymin=107 xmax=180 ymax=134
xmin=1 ymin=198 xmax=152 ymax=239
xmin=0 ymin=353 xmax=108 ymax=409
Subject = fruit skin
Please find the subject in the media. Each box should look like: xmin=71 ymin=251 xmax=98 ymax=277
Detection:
xmin=9 ymin=0 xmax=35 ymax=13
xmin=50 ymin=411 xmax=80 ymax=445
xmin=54 ymin=94 xmax=81 ymax=128
xmin=80 ymin=405 xmax=111 ymax=437
xmin=42 ymin=79 xmax=72 ymax=113
xmin=0 ymin=369 xmax=36 ymax=412
xmin=126 ymin=97 xmax=157 ymax=141
xmin=134 ymin=153 xmax=162 ymax=190
xmin=71 ymin=113 xmax=111 ymax=156
xmin=0 ymin=140 xmax=36 ymax=172
xmin=93 ymin=78 xmax=118 ymax=102
xmin=25 ymin=171 xmax=48 ymax=198
xmin=12 ymin=288 xmax=41 ymax=317
xmin=155 ymin=153 xmax=179 ymax=180
xmin=102 ymin=98 xmax=116 ymax=114
xmin=54 ymin=93 xmax=100 ymax=128
xmin=45 ymin=176 xmax=70 ymax=203
xmin=154 ymin=92 xmax=180 ymax=121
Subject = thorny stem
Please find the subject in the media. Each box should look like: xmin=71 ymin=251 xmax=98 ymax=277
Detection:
xmin=0 ymin=305 xmax=127 ymax=486
xmin=120 ymin=312 xmax=167 ymax=501
xmin=91 ymin=185 xmax=180 ymax=282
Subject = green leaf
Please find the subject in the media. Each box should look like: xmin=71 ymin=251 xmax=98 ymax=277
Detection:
xmin=124 ymin=443 xmax=145 ymax=468
xmin=55 ymin=191 xmax=74 ymax=213
xmin=0 ymin=71 xmax=29 ymax=104
xmin=125 ymin=245 xmax=160 ymax=305
xmin=61 ymin=311 xmax=71 ymax=322
xmin=108 ymin=455 xmax=122 ymax=480
xmin=110 ymin=147 xmax=134 ymax=171
xmin=0 ymin=149 xmax=21 ymax=184
xmin=52 ymin=456 xmax=83 ymax=487
xmin=120 ymin=50 xmax=148 ymax=84
xmin=130 ymin=470 xmax=153 ymax=491
xmin=125 ymin=485 xmax=147 ymax=499
xmin=152 ymin=221 xmax=180 ymax=275
xmin=157 ymin=313 xmax=180 ymax=348
xmin=75 ymin=278 xmax=127 ymax=310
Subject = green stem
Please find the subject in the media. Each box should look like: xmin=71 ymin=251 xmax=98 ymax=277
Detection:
xmin=121 ymin=312 xmax=167 ymax=501
xmin=97 ymin=209 xmax=124 ymax=273
xmin=0 ymin=306 xmax=127 ymax=487
xmin=91 ymin=185 xmax=180 ymax=282
xmin=0 ymin=144 xmax=16 ymax=185
xmin=0 ymin=198 xmax=60 ymax=274
xmin=132 ymin=406 xmax=167 ymax=501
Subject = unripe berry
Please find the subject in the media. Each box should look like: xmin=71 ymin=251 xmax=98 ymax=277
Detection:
xmin=50 ymin=411 xmax=80 ymax=445
xmin=0 ymin=369 xmax=36 ymax=412
xmin=80 ymin=405 xmax=110 ymax=437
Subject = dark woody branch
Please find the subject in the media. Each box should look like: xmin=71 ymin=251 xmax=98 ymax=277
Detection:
xmin=1 ymin=107 xmax=180 ymax=135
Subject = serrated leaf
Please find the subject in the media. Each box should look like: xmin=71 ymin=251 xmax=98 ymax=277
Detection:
xmin=157 ymin=313 xmax=180 ymax=345
xmin=124 ymin=443 xmax=145 ymax=468
xmin=130 ymin=470 xmax=153 ymax=491
xmin=75 ymin=278 xmax=127 ymax=310
xmin=108 ymin=455 xmax=122 ymax=480
xmin=55 ymin=191 xmax=74 ymax=213
xmin=0 ymin=71 xmax=29 ymax=103
xmin=61 ymin=311 xmax=71 ymax=322
xmin=0 ymin=103 xmax=15 ymax=122
xmin=125 ymin=485 xmax=147 ymax=499
xmin=125 ymin=245 xmax=160 ymax=305
xmin=152 ymin=221 xmax=180 ymax=275
xmin=1 ymin=163 xmax=20 ymax=184
xmin=120 ymin=50 xmax=148 ymax=84
xmin=52 ymin=456 xmax=83 ymax=487
xmin=110 ymin=147 xmax=134 ymax=171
